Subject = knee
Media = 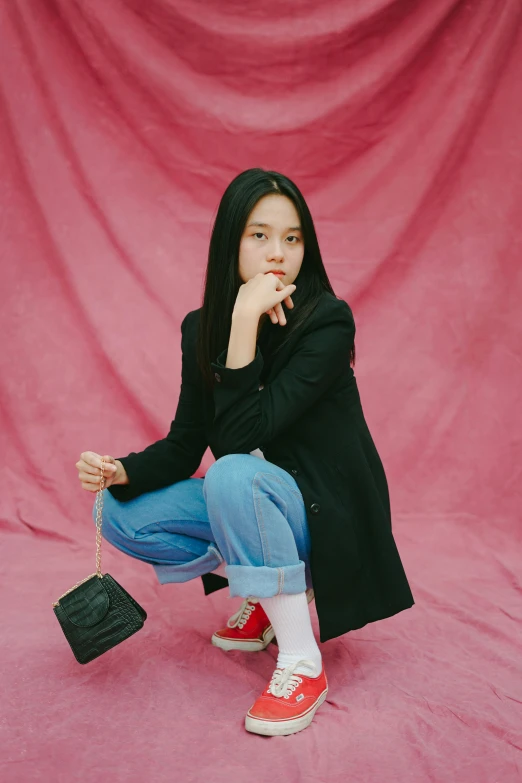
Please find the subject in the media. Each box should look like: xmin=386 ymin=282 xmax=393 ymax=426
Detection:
xmin=203 ymin=454 xmax=253 ymax=498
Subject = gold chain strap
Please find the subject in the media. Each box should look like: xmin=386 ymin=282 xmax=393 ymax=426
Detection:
xmin=52 ymin=461 xmax=106 ymax=607
xmin=94 ymin=461 xmax=105 ymax=577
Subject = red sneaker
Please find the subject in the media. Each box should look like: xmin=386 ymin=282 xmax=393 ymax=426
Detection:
xmin=245 ymin=659 xmax=328 ymax=736
xmin=211 ymin=597 xmax=274 ymax=652
xmin=211 ymin=589 xmax=315 ymax=653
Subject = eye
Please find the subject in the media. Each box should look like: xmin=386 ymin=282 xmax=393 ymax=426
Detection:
xmin=286 ymin=235 xmax=300 ymax=244
xmin=253 ymin=232 xmax=266 ymax=240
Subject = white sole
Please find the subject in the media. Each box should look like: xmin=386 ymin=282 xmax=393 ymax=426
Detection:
xmin=245 ymin=688 xmax=328 ymax=736
xmin=211 ymin=625 xmax=275 ymax=652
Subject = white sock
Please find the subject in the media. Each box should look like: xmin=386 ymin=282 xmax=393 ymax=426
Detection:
xmin=256 ymin=592 xmax=322 ymax=677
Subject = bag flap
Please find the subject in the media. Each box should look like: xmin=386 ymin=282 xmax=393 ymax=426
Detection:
xmin=59 ymin=576 xmax=110 ymax=627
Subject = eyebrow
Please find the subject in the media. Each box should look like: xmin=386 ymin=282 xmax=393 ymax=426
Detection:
xmin=247 ymin=222 xmax=302 ymax=231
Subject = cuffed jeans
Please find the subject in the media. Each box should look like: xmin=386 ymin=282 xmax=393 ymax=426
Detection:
xmin=92 ymin=454 xmax=312 ymax=598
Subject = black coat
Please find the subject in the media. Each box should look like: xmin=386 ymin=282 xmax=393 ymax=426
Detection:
xmin=109 ymin=291 xmax=414 ymax=642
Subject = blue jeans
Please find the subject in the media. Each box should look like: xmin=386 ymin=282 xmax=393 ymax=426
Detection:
xmin=92 ymin=454 xmax=312 ymax=598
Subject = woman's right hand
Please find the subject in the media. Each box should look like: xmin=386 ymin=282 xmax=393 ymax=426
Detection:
xmin=235 ymin=273 xmax=296 ymax=325
xmin=76 ymin=451 xmax=127 ymax=492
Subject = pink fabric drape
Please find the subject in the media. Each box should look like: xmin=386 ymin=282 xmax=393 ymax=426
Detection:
xmin=1 ymin=1 xmax=521 ymax=780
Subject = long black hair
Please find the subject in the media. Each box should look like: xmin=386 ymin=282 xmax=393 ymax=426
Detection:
xmin=197 ymin=168 xmax=355 ymax=390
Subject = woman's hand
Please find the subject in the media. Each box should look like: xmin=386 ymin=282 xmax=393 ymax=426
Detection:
xmin=75 ymin=451 xmax=128 ymax=492
xmin=234 ymin=273 xmax=296 ymax=326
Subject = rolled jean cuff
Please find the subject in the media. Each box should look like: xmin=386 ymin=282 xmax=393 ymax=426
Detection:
xmin=225 ymin=561 xmax=307 ymax=598
xmin=153 ymin=545 xmax=223 ymax=585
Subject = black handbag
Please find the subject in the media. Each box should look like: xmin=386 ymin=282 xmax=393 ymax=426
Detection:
xmin=53 ymin=462 xmax=147 ymax=664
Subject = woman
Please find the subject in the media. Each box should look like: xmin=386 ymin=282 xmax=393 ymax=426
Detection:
xmin=75 ymin=168 xmax=414 ymax=737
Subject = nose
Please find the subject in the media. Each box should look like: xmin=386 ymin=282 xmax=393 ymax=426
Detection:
xmin=267 ymin=238 xmax=284 ymax=262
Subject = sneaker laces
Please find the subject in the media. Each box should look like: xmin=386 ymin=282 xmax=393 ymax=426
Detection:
xmin=267 ymin=660 xmax=317 ymax=699
xmin=227 ymin=597 xmax=257 ymax=630
xmin=227 ymin=592 xmax=313 ymax=634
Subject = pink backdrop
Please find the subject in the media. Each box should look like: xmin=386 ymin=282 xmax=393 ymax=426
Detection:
xmin=1 ymin=0 xmax=521 ymax=780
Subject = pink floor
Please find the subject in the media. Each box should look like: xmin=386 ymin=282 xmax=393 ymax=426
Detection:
xmin=3 ymin=515 xmax=522 ymax=781
xmin=1 ymin=0 xmax=521 ymax=780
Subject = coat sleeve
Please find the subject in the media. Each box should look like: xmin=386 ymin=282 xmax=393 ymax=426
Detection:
xmin=209 ymin=297 xmax=355 ymax=455
xmin=108 ymin=311 xmax=208 ymax=502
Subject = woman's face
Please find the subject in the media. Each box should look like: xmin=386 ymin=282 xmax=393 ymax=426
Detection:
xmin=238 ymin=194 xmax=305 ymax=286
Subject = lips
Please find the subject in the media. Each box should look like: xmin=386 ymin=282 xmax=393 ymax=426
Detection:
xmin=265 ymin=271 xmax=285 ymax=276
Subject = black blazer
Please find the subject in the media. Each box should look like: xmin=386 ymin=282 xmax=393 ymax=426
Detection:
xmin=109 ymin=291 xmax=414 ymax=642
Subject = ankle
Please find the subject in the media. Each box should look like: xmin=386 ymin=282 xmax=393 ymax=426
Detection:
xmin=256 ymin=592 xmax=323 ymax=678
xmin=277 ymin=653 xmax=322 ymax=678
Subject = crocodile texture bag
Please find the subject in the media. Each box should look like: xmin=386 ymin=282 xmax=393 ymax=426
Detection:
xmin=53 ymin=462 xmax=147 ymax=664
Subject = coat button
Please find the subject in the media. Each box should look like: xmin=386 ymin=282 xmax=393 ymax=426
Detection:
xmin=214 ymin=372 xmax=222 ymax=382
xmin=310 ymin=503 xmax=321 ymax=514
xmin=291 ymin=468 xmax=299 ymax=476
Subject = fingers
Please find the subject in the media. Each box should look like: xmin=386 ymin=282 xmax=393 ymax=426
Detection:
xmin=275 ymin=280 xmax=296 ymax=324
xmin=275 ymin=284 xmax=296 ymax=325
xmin=77 ymin=451 xmax=116 ymax=472
xmin=79 ymin=473 xmax=107 ymax=492
xmin=264 ymin=281 xmax=296 ymax=326
xmin=276 ymin=280 xmax=296 ymax=306
xmin=78 ymin=468 xmax=114 ymax=492
xmin=77 ymin=451 xmax=104 ymax=471
xmin=266 ymin=308 xmax=279 ymax=325
xmin=273 ymin=302 xmax=287 ymax=326
xmin=261 ymin=276 xmax=296 ymax=326
xmin=76 ymin=451 xmax=117 ymax=492
xmin=266 ymin=301 xmax=288 ymax=326
xmin=77 ymin=461 xmax=116 ymax=478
